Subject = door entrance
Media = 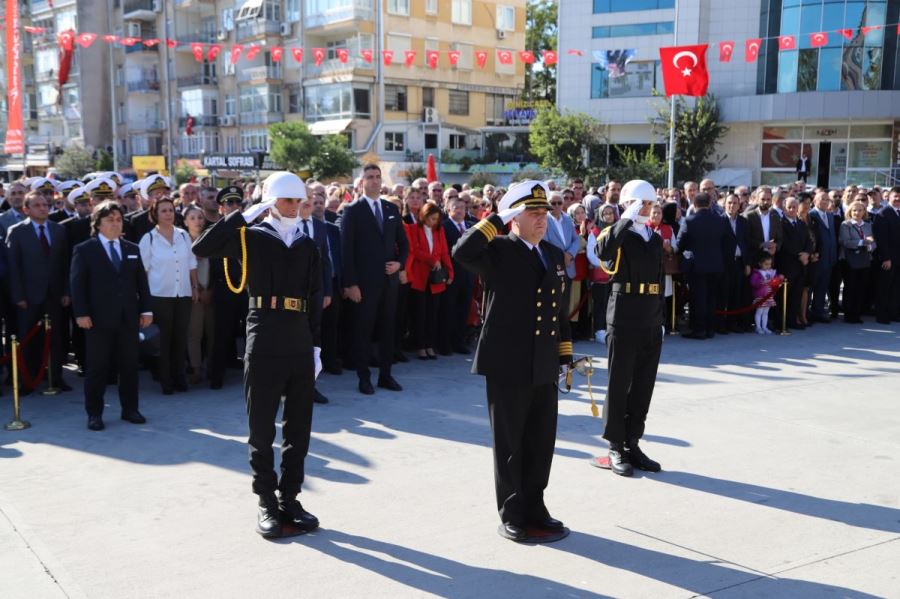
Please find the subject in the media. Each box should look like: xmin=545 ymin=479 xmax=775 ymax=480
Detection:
xmin=816 ymin=142 xmax=831 ymax=188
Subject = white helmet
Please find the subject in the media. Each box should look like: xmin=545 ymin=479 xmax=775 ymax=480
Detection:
xmin=262 ymin=172 xmax=307 ymax=202
xmin=620 ymin=180 xmax=657 ymax=204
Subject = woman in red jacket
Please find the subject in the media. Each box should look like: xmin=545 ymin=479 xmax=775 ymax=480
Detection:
xmin=409 ymin=202 xmax=454 ymax=360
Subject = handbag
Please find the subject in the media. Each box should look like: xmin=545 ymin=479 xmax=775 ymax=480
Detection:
xmin=429 ymin=265 xmax=448 ymax=285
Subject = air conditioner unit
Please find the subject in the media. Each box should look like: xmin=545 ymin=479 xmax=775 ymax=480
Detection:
xmin=217 ymin=30 xmax=228 ymax=41
xmin=152 ymin=0 xmax=162 ymax=12
xmin=280 ymin=22 xmax=292 ymax=36
xmin=496 ymin=29 xmax=506 ymax=40
xmin=219 ymin=115 xmax=235 ymax=127
xmin=423 ymin=107 xmax=439 ymax=124
xmin=126 ymin=22 xmax=141 ymax=38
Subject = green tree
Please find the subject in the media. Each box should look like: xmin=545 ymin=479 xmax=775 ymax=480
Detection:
xmin=54 ymin=145 xmax=95 ymax=180
xmin=651 ymin=93 xmax=729 ymax=184
xmin=529 ymin=108 xmax=605 ymax=180
xmin=524 ymin=0 xmax=557 ymax=103
xmin=607 ymin=146 xmax=667 ymax=187
xmin=404 ymin=164 xmax=428 ymax=184
xmin=268 ymin=121 xmax=318 ymax=172
xmin=468 ymin=172 xmax=498 ymax=189
xmin=95 ymin=148 xmax=114 ymax=172
xmin=511 ymin=167 xmax=549 ymax=183
xmin=174 ymin=160 xmax=197 ymax=185
xmin=309 ymin=134 xmax=359 ymax=180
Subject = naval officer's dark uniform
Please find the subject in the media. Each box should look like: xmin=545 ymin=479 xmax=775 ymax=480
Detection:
xmin=193 ymin=210 xmax=322 ymax=502
xmin=595 ymin=215 xmax=664 ymax=473
xmin=453 ymin=209 xmax=573 ymax=534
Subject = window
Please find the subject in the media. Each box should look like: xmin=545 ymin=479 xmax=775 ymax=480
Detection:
xmin=35 ymin=48 xmax=57 ymax=77
xmin=425 ymin=0 xmax=437 ymax=15
xmin=288 ymin=88 xmax=302 ymax=113
xmin=225 ymin=94 xmax=236 ymax=116
xmin=449 ymin=90 xmax=469 ymax=116
xmin=452 ymin=0 xmax=471 ymax=25
xmin=425 ymin=133 xmax=438 ymax=149
xmin=56 ymin=9 xmax=77 ymax=32
xmin=241 ymin=128 xmax=270 ymax=152
xmin=386 ymin=33 xmax=412 ymax=54
xmin=384 ymin=131 xmax=405 ymax=152
xmin=496 ymin=5 xmax=515 ymax=31
xmin=304 ymin=83 xmax=370 ymax=121
xmin=425 ymin=37 xmax=439 ymax=53
xmin=592 ymin=22 xmax=673 ymax=38
xmin=240 ymin=85 xmax=282 ymax=114
xmin=422 ymin=87 xmax=435 ymax=108
xmin=451 ymin=42 xmax=473 ymax=70
xmin=180 ymin=88 xmax=218 ymax=117
xmin=224 ymin=135 xmax=238 ymax=153
xmin=591 ymin=61 xmax=659 ymax=98
xmin=387 ymin=0 xmax=409 ymax=16
xmin=449 ymin=134 xmax=466 ymax=150
xmin=326 ymin=39 xmax=348 ymax=61
xmin=593 ymin=0 xmax=674 ymax=12
xmin=485 ymin=94 xmax=505 ymax=123
xmin=353 ymin=88 xmax=371 ymax=118
xmin=385 ymin=85 xmax=407 ymax=111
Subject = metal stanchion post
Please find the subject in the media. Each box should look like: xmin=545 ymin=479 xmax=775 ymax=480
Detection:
xmin=670 ymin=280 xmax=679 ymax=335
xmin=41 ymin=314 xmax=60 ymax=395
xmin=779 ymin=281 xmax=791 ymax=336
xmin=5 ymin=336 xmax=31 ymax=431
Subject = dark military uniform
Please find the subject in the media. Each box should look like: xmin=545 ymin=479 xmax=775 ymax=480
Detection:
xmin=453 ymin=211 xmax=573 ymax=530
xmin=193 ymin=210 xmax=322 ymax=500
xmin=596 ymin=217 xmax=665 ymax=446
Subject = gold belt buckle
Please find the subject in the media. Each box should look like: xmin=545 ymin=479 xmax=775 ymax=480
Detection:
xmin=284 ymin=297 xmax=299 ymax=311
xmin=639 ymin=283 xmax=645 ymax=294
xmin=255 ymin=296 xmax=262 ymax=308
xmin=648 ymin=284 xmax=660 ymax=295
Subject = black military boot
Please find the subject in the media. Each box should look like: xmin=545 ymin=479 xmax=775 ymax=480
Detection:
xmin=256 ymin=494 xmax=283 ymax=538
xmin=608 ymin=442 xmax=634 ymax=477
xmin=627 ymin=439 xmax=661 ymax=472
xmin=279 ymin=495 xmax=320 ymax=532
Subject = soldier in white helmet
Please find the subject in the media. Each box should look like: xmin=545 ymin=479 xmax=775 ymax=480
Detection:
xmin=193 ymin=171 xmax=324 ymax=539
xmin=592 ymin=180 xmax=664 ymax=477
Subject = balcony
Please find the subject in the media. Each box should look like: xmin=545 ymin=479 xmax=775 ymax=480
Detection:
xmin=304 ymin=57 xmax=373 ymax=80
xmin=174 ymin=0 xmax=215 ymax=7
xmin=123 ymin=0 xmax=159 ymax=21
xmin=235 ymin=20 xmax=282 ymax=42
xmin=304 ymin=0 xmax=372 ymax=31
xmin=177 ymin=74 xmax=218 ymax=87
xmin=239 ymin=112 xmax=282 ymax=125
xmin=180 ymin=115 xmax=218 ymax=127
xmin=174 ymin=30 xmax=217 ymax=45
xmin=127 ymin=80 xmax=162 ymax=93
xmin=125 ymin=43 xmax=160 ymax=54
xmin=128 ymin=119 xmax=165 ymax=132
xmin=238 ymin=65 xmax=283 ymax=83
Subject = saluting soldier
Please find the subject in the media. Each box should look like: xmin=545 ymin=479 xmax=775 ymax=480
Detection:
xmin=193 ymin=172 xmax=322 ymax=539
xmin=453 ymin=180 xmax=574 ymax=543
xmin=594 ymin=180 xmax=664 ymax=477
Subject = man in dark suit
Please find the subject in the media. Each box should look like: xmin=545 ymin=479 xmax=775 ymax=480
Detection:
xmin=0 ymin=181 xmax=27 ymax=238
xmin=808 ymin=191 xmax=838 ymax=322
xmin=71 ymin=201 xmax=153 ymax=431
xmin=676 ymin=192 xmax=729 ymax=339
xmin=744 ymin=186 xmax=783 ymax=259
xmin=777 ymin=197 xmax=813 ymax=329
xmin=872 ymin=186 xmax=900 ymax=324
xmin=317 ymin=204 xmax=344 ymax=375
xmin=340 ymin=163 xmax=409 ymax=395
xmin=796 ymin=154 xmax=811 ymax=183
xmin=719 ymin=193 xmax=752 ymax=333
xmin=6 ymin=192 xmax=72 ymax=393
xmin=439 ymin=195 xmax=477 ymax=354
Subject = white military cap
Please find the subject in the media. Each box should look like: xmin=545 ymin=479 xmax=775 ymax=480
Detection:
xmin=140 ymin=174 xmax=171 ymax=199
xmin=84 ymin=177 xmax=118 ymax=198
xmin=497 ymin=180 xmax=551 ymax=212
xmin=67 ymin=186 xmax=90 ymax=204
xmin=56 ymin=180 xmax=81 ymax=194
xmin=29 ymin=177 xmax=57 ymax=193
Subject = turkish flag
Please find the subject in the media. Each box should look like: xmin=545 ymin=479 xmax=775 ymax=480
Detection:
xmin=839 ymin=28 xmax=854 ymax=40
xmin=497 ymin=49 xmax=513 ymax=65
xmin=291 ymin=48 xmax=304 ymax=63
xmin=519 ymin=50 xmax=535 ymax=64
xmin=191 ymin=43 xmax=204 ymax=62
xmin=271 ymin=47 xmax=283 ymax=62
xmin=57 ymin=30 xmax=74 ymax=51
xmin=810 ymin=32 xmax=828 ymax=48
xmin=230 ymin=44 xmax=243 ymax=64
xmin=745 ymin=38 xmax=762 ymax=62
xmin=567 ymin=49 xmax=584 ymax=57
xmin=337 ymin=48 xmax=349 ymax=64
xmin=313 ymin=47 xmax=325 ymax=66
xmin=103 ymin=34 xmax=119 ymax=44
xmin=404 ymin=50 xmax=416 ymax=67
xmin=58 ymin=30 xmax=75 ymax=87
xmin=121 ymin=37 xmax=140 ymax=47
xmin=448 ymin=50 xmax=461 ymax=66
xmin=361 ymin=49 xmax=373 ymax=63
xmin=245 ymin=46 xmax=261 ymax=61
xmin=143 ymin=38 xmax=160 ymax=47
xmin=166 ymin=38 xmax=178 ymax=48
xmin=207 ymin=44 xmax=222 ymax=62
xmin=426 ymin=50 xmax=439 ymax=69
xmin=24 ymin=26 xmax=45 ymax=34
xmin=542 ymin=50 xmax=557 ymax=66
xmin=75 ymin=33 xmax=97 ymax=48
xmin=659 ymin=44 xmax=709 ymax=97
xmin=778 ymin=35 xmax=796 ymax=51
xmin=719 ymin=41 xmax=734 ymax=62
xmin=861 ymin=25 xmax=881 ymax=36
xmin=382 ymin=50 xmax=394 ymax=65
xmin=185 ymin=115 xmax=194 ymax=136
xmin=475 ymin=51 xmax=488 ymax=68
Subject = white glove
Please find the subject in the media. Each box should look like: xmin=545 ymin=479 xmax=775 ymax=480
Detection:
xmin=497 ymin=205 xmax=526 ymax=225
xmin=620 ymin=200 xmax=645 ymax=222
xmin=241 ymin=198 xmax=276 ymax=224
xmin=314 ymin=346 xmax=322 ymax=380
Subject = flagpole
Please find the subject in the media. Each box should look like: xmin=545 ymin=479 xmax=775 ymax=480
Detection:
xmin=667 ymin=0 xmax=679 ymax=189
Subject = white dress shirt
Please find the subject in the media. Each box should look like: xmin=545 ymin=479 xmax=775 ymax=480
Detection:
xmin=760 ymin=210 xmax=772 ymax=242
xmin=139 ymin=227 xmax=197 ymax=298
xmin=423 ymin=224 xmax=434 ymax=252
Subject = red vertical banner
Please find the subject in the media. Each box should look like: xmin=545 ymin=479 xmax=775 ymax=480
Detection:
xmin=4 ymin=0 xmax=24 ymax=154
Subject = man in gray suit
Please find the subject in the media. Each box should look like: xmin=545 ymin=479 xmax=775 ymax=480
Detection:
xmin=743 ymin=186 xmax=783 ymax=258
xmin=6 ymin=191 xmax=72 ymax=393
xmin=0 ymin=182 xmax=28 ymax=238
xmin=808 ymin=191 xmax=838 ymax=322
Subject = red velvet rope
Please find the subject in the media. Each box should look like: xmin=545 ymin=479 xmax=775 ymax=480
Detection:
xmin=14 ymin=327 xmax=52 ymax=390
xmin=0 ymin=320 xmax=45 ymax=365
xmin=568 ymin=290 xmax=590 ymax=320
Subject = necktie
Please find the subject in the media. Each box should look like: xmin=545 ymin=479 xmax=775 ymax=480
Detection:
xmin=109 ymin=240 xmax=121 ymax=272
xmin=302 ymin=219 xmax=311 ymax=238
xmin=532 ymin=246 xmax=546 ymax=270
xmin=822 ymin=212 xmax=829 ymax=229
xmin=373 ymin=200 xmax=383 ymax=230
xmin=458 ymin=222 xmax=465 ymax=234
xmin=39 ymin=224 xmax=50 ymax=256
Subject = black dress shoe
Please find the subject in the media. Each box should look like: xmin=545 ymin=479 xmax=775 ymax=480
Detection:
xmin=427 ymin=354 xmax=438 ymax=360
xmin=498 ymin=522 xmax=528 ymax=542
xmin=377 ymin=375 xmax=403 ymax=391
xmin=394 ymin=352 xmax=409 ymax=363
xmin=533 ymin=516 xmax=565 ymax=532
xmin=627 ymin=440 xmax=661 ymax=472
xmin=314 ymin=390 xmax=329 ymax=404
xmin=121 ymin=410 xmax=146 ymax=424
xmin=608 ymin=443 xmax=633 ymax=477
xmin=359 ymin=379 xmax=375 ymax=395
xmin=257 ymin=495 xmax=282 ymax=538
xmin=279 ymin=497 xmax=320 ymax=532
xmin=87 ymin=416 xmax=105 ymax=431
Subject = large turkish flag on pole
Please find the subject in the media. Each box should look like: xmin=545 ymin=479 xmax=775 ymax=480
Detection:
xmin=659 ymin=44 xmax=710 ymax=97
xmin=4 ymin=0 xmax=25 ymax=154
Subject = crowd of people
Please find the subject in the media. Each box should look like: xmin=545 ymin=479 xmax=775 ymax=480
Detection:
xmin=0 ymin=169 xmax=898 ymax=428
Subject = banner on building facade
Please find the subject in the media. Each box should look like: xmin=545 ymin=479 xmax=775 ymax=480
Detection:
xmin=4 ymin=0 xmax=25 ymax=155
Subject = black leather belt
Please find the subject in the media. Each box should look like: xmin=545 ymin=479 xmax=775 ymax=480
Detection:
xmin=249 ymin=296 xmax=309 ymax=312
xmin=612 ymin=282 xmax=660 ymax=295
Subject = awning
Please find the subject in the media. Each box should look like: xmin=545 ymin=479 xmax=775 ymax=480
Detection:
xmin=309 ymin=119 xmax=353 ymax=136
xmin=236 ymin=0 xmax=264 ymax=20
